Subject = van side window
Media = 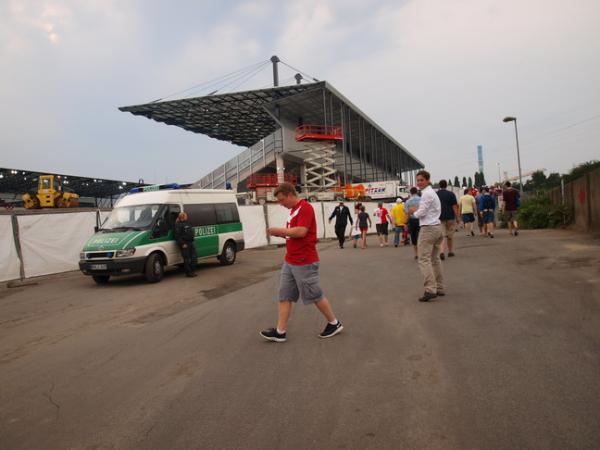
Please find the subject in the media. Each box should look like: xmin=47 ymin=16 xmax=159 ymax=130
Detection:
xmin=186 ymin=204 xmax=216 ymax=227
xmin=167 ymin=204 xmax=181 ymax=227
xmin=215 ymin=203 xmax=240 ymax=224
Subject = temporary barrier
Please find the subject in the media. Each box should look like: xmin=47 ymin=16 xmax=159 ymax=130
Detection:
xmin=18 ymin=212 xmax=97 ymax=278
xmin=322 ymin=202 xmax=338 ymax=238
xmin=238 ymin=205 xmax=268 ymax=249
xmin=0 ymin=216 xmax=20 ymax=282
xmin=322 ymin=201 xmax=381 ymax=238
xmin=0 ymin=202 xmax=387 ymax=283
xmin=266 ymin=204 xmax=288 ymax=245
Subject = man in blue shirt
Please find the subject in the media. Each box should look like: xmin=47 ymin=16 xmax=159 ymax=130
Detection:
xmin=404 ymin=187 xmax=421 ymax=260
xmin=478 ymin=187 xmax=496 ymax=238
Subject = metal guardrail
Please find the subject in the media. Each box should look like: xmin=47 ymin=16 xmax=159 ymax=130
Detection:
xmin=197 ymin=131 xmax=283 ymax=189
xmin=295 ymin=125 xmax=343 ymax=141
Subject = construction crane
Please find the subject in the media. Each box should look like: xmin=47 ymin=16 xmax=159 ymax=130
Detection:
xmin=502 ymin=169 xmax=546 ymax=182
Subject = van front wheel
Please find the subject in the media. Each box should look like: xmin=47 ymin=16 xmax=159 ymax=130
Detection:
xmin=145 ymin=253 xmax=164 ymax=283
xmin=219 ymin=241 xmax=236 ymax=265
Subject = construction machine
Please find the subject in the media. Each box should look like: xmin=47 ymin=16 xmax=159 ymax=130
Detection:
xmin=22 ymin=174 xmax=80 ymax=209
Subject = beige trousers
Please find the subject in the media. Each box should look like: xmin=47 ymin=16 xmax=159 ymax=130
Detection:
xmin=417 ymin=224 xmax=445 ymax=294
xmin=441 ymin=220 xmax=456 ymax=249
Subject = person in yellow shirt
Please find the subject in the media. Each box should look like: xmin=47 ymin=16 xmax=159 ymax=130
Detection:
xmin=459 ymin=188 xmax=477 ymax=237
xmin=390 ymin=198 xmax=408 ymax=247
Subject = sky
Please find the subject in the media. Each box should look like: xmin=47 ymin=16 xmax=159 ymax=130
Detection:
xmin=1 ymin=0 xmax=599 ymax=185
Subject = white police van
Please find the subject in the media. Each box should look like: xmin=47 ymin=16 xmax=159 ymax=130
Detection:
xmin=79 ymin=184 xmax=244 ymax=284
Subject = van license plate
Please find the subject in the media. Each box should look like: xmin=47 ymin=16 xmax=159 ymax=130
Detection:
xmin=90 ymin=264 xmax=107 ymax=270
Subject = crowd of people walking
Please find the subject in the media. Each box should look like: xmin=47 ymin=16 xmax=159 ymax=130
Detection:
xmin=260 ymin=177 xmax=521 ymax=342
xmin=330 ymin=175 xmax=522 ymax=302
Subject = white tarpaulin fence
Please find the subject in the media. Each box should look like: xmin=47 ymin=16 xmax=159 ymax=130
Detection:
xmin=1 ymin=203 xmax=387 ymax=282
xmin=0 ymin=216 xmax=20 ymax=282
xmin=17 ymin=212 xmax=98 ymax=278
xmin=237 ymin=205 xmax=268 ymax=249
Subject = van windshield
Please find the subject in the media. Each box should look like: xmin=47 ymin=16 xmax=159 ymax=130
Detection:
xmin=102 ymin=204 xmax=161 ymax=231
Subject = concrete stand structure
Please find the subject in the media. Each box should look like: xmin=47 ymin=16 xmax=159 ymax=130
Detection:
xmin=120 ymin=58 xmax=424 ymax=191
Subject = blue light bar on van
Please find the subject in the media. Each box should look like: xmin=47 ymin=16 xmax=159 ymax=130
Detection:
xmin=129 ymin=183 xmax=181 ymax=194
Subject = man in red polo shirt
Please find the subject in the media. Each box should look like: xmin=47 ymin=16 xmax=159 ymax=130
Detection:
xmin=260 ymin=182 xmax=343 ymax=342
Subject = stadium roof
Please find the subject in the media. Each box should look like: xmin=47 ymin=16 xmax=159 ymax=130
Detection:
xmin=119 ymin=83 xmax=318 ymax=148
xmin=0 ymin=168 xmax=146 ymax=199
xmin=119 ymin=81 xmax=424 ymax=168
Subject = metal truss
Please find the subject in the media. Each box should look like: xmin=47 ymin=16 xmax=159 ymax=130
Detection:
xmin=303 ymin=142 xmax=337 ymax=190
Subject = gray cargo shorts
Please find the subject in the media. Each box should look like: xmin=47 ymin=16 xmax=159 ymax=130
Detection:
xmin=278 ymin=262 xmax=324 ymax=305
xmin=505 ymin=210 xmax=518 ymax=221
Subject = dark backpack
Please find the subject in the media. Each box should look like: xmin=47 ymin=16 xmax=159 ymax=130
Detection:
xmin=483 ymin=195 xmax=494 ymax=210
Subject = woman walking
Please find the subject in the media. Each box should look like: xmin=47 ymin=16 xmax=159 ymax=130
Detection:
xmin=357 ymin=205 xmax=372 ymax=249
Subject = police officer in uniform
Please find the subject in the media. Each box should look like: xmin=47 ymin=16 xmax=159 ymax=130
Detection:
xmin=174 ymin=212 xmax=197 ymax=277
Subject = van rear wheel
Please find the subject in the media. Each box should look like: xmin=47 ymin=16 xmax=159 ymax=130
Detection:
xmin=145 ymin=253 xmax=164 ymax=283
xmin=219 ymin=241 xmax=236 ymax=265
xmin=92 ymin=275 xmax=110 ymax=284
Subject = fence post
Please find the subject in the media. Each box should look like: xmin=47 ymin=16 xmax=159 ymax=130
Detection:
xmin=11 ymin=214 xmax=26 ymax=281
xmin=321 ymin=202 xmax=327 ymax=239
xmin=263 ymin=203 xmax=271 ymax=244
xmin=586 ymin=173 xmax=592 ymax=231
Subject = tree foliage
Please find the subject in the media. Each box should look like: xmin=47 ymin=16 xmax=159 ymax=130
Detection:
xmin=474 ymin=171 xmax=486 ymax=187
xmin=453 ymin=176 xmax=460 ymax=187
xmin=563 ymin=160 xmax=600 ymax=183
xmin=524 ymin=170 xmax=564 ymax=192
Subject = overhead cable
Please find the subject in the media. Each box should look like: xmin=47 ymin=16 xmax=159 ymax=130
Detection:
xmin=150 ymin=59 xmax=269 ymax=102
xmin=279 ymin=60 xmax=320 ymax=82
xmin=170 ymin=60 xmax=269 ymax=100
xmin=213 ymin=61 xmax=271 ymax=94
xmin=541 ymin=112 xmax=600 ymax=136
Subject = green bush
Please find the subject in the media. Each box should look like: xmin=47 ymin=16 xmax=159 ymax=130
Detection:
xmin=518 ymin=196 xmax=572 ymax=229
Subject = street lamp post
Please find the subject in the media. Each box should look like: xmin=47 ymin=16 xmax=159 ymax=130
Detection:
xmin=502 ymin=116 xmax=523 ymax=195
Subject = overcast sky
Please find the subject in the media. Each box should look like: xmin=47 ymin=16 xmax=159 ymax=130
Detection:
xmin=2 ymin=0 xmax=599 ymax=185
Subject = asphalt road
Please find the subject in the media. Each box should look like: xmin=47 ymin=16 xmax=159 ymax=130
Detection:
xmin=1 ymin=229 xmax=599 ymax=450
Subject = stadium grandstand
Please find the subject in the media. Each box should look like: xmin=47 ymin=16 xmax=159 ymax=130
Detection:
xmin=119 ymin=56 xmax=424 ymax=193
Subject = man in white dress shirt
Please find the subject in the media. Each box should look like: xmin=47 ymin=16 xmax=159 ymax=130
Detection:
xmin=408 ymin=170 xmax=445 ymax=302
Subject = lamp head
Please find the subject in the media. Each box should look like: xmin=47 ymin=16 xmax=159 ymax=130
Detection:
xmin=503 ymin=116 xmax=516 ymax=123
